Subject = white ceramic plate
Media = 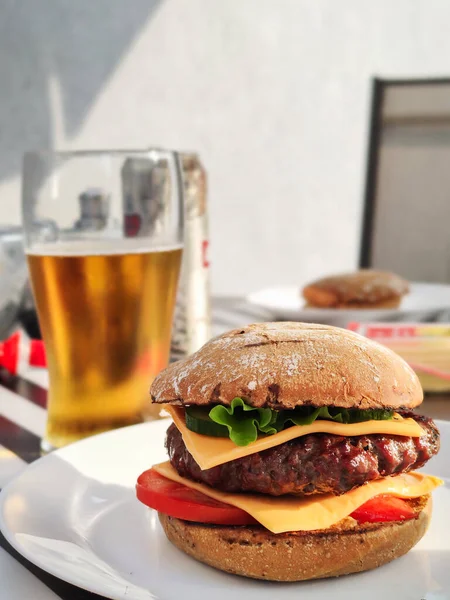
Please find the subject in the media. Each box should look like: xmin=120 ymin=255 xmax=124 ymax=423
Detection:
xmin=0 ymin=420 xmax=449 ymax=600
xmin=247 ymin=282 xmax=450 ymax=327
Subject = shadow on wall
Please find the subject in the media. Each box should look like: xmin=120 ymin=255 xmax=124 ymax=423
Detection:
xmin=0 ymin=0 xmax=162 ymax=182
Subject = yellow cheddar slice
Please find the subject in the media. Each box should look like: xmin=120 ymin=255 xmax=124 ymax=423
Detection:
xmin=153 ymin=461 xmax=443 ymax=534
xmin=167 ymin=406 xmax=425 ymax=470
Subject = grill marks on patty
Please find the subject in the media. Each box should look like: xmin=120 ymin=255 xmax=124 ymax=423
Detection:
xmin=166 ymin=412 xmax=439 ymax=497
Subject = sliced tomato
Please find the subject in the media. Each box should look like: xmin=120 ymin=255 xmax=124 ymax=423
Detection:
xmin=136 ymin=468 xmax=257 ymax=525
xmin=137 ymin=469 xmax=417 ymax=527
xmin=350 ymin=494 xmax=416 ymax=523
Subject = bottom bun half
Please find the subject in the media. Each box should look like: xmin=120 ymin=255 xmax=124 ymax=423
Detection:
xmin=158 ymin=498 xmax=431 ymax=582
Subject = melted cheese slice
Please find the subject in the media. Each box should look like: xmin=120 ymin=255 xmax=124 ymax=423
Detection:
xmin=154 ymin=461 xmax=443 ymax=533
xmin=167 ymin=406 xmax=425 ymax=470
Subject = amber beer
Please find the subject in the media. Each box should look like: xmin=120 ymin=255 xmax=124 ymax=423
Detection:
xmin=27 ymin=243 xmax=182 ymax=449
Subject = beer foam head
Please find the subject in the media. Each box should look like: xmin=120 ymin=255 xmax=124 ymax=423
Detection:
xmin=27 ymin=238 xmax=183 ymax=256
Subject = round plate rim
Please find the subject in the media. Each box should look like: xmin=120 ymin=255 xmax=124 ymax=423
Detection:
xmin=247 ymin=282 xmax=450 ymax=320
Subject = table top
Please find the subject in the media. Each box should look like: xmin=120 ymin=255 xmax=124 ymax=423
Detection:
xmin=1 ymin=298 xmax=449 ymax=599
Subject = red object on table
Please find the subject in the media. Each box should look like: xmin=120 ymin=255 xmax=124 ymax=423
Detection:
xmin=0 ymin=331 xmax=46 ymax=375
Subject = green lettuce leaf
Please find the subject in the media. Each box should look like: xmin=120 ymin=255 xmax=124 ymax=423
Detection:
xmin=205 ymin=398 xmax=394 ymax=447
xmin=208 ymin=398 xmax=278 ymax=446
xmin=274 ymin=406 xmax=394 ymax=429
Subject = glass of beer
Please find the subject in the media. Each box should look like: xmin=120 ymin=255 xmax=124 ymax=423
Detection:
xmin=22 ymin=150 xmax=183 ymax=452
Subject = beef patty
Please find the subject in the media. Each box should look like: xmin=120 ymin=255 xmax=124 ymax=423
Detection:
xmin=166 ymin=412 xmax=439 ymax=496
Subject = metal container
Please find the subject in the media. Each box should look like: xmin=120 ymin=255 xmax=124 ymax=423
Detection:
xmin=75 ymin=188 xmax=110 ymax=231
xmin=121 ymin=156 xmax=168 ymax=238
xmin=0 ymin=226 xmax=29 ymax=339
xmin=121 ymin=152 xmax=211 ymax=359
xmin=171 ymin=153 xmax=211 ymax=359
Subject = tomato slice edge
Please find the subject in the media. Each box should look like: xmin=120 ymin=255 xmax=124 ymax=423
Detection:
xmin=136 ymin=468 xmax=257 ymax=525
xmin=350 ymin=494 xmax=416 ymax=523
xmin=136 ymin=468 xmax=417 ymax=527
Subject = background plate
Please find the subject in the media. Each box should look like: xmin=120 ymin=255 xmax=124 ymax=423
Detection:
xmin=247 ymin=282 xmax=450 ymax=327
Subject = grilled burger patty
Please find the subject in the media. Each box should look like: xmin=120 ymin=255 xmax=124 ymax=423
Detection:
xmin=166 ymin=413 xmax=439 ymax=496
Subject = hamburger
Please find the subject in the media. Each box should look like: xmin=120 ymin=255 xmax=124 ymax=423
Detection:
xmin=303 ymin=270 xmax=410 ymax=309
xmin=136 ymin=322 xmax=441 ymax=581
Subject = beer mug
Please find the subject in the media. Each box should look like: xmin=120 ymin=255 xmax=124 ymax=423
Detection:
xmin=22 ymin=150 xmax=184 ymax=452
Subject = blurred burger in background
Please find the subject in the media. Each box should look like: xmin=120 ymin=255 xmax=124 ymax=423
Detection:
xmin=303 ymin=270 xmax=409 ymax=309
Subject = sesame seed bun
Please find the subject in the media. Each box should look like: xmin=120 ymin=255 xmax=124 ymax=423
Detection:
xmin=158 ymin=496 xmax=431 ymax=581
xmin=151 ymin=322 xmax=422 ymax=410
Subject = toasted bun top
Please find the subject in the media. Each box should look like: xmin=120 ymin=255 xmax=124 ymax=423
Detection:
xmin=151 ymin=322 xmax=422 ymax=410
xmin=303 ymin=270 xmax=409 ymax=307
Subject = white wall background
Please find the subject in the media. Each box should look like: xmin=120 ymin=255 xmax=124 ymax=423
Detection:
xmin=2 ymin=0 xmax=450 ymax=294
